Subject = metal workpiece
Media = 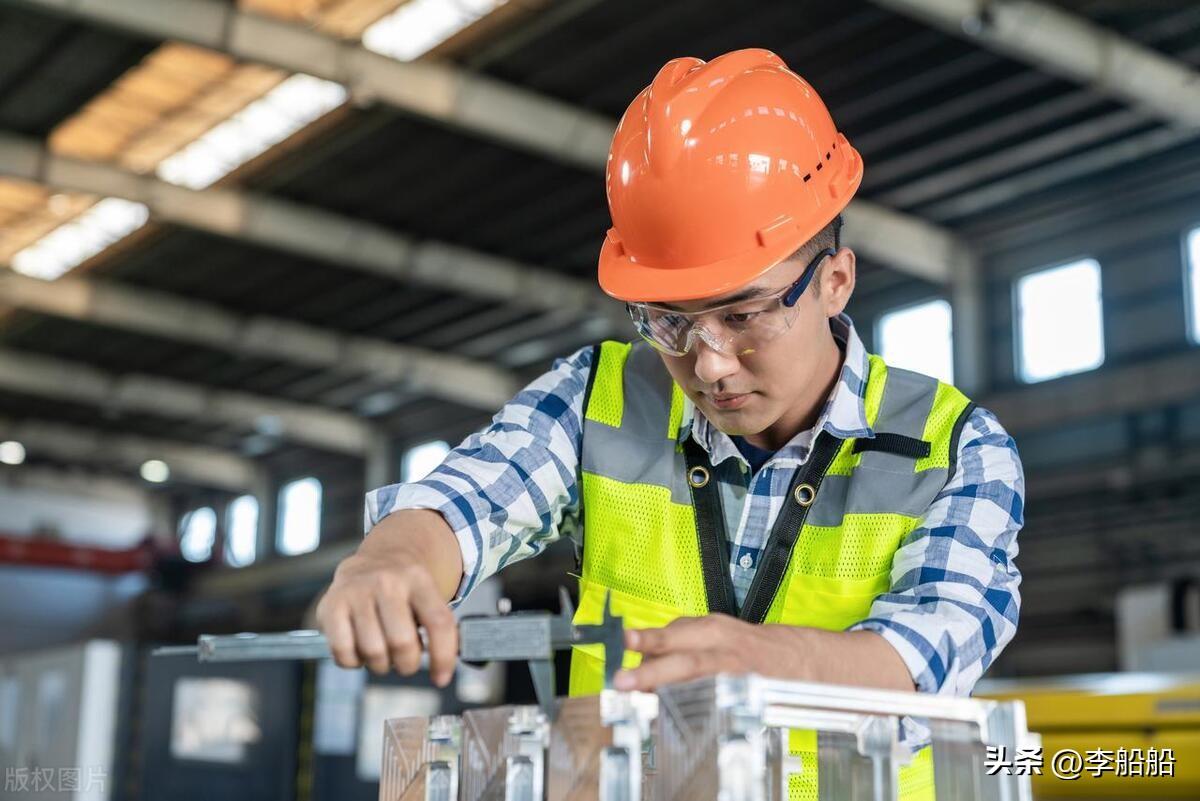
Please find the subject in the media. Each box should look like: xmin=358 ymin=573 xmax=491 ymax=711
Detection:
xmin=380 ymin=674 xmax=1035 ymax=801
xmin=597 ymin=690 xmax=657 ymax=801
xmin=654 ymin=675 xmax=764 ymax=801
xmin=458 ymin=705 xmax=552 ymax=801
xmin=380 ymin=715 xmax=463 ymax=801
xmin=926 ymin=702 xmax=1038 ymax=801
xmin=546 ymin=692 xmax=658 ymax=801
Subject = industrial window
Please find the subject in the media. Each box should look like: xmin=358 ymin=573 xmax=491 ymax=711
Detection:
xmin=402 ymin=440 xmax=450 ymax=482
xmin=875 ymin=299 xmax=954 ymax=383
xmin=1016 ymin=258 xmax=1105 ymax=383
xmin=179 ymin=507 xmax=217 ymax=563
xmin=225 ymin=495 xmax=259 ymax=568
xmin=277 ymin=477 xmax=322 ymax=556
xmin=1187 ymin=226 xmax=1200 ymax=344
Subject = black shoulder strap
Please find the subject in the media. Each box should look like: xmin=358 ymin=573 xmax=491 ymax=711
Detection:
xmin=683 ymin=438 xmax=739 ymax=616
xmin=579 ymin=342 xmax=605 ymax=420
xmin=738 ymin=431 xmax=843 ymax=624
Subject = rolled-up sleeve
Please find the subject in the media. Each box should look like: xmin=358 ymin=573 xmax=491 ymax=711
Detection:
xmin=364 ymin=346 xmax=594 ymax=602
xmin=850 ymin=406 xmax=1024 ymax=697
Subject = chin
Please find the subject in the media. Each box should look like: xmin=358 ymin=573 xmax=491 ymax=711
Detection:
xmin=706 ymin=408 xmax=764 ymax=437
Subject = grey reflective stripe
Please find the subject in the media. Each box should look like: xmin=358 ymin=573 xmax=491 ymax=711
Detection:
xmin=807 ymin=367 xmax=949 ymax=526
xmin=623 ymin=341 xmax=675 ymax=430
xmin=580 ymin=423 xmax=692 ymax=504
xmin=857 ymin=366 xmax=937 ymax=471
xmin=806 ymin=468 xmax=950 ymax=526
xmin=582 ymin=341 xmax=691 ymax=504
xmin=584 ymin=344 xmax=961 ymax=521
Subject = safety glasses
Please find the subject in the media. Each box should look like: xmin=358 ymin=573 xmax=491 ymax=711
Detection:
xmin=626 ymin=248 xmax=835 ymax=356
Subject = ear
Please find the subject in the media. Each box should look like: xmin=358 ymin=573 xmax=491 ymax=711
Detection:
xmin=819 ymin=247 xmax=855 ymax=318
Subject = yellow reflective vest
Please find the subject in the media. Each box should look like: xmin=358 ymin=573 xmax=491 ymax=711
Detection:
xmin=568 ymin=340 xmax=975 ymax=801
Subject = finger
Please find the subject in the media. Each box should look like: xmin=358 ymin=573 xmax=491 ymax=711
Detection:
xmin=613 ymin=650 xmax=719 ymax=692
xmin=410 ymin=584 xmax=459 ymax=687
xmin=350 ymin=600 xmax=392 ymax=675
xmin=376 ymin=593 xmax=423 ymax=676
xmin=317 ymin=600 xmax=361 ymax=669
xmin=633 ymin=616 xmax=720 ymax=656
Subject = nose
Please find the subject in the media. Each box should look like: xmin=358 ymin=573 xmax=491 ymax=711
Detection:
xmin=692 ymin=336 xmax=740 ymax=385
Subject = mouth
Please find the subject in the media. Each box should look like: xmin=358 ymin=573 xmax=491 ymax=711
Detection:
xmin=707 ymin=392 xmax=752 ymax=411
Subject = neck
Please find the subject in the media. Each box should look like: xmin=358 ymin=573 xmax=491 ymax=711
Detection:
xmin=745 ymin=327 xmax=844 ymax=451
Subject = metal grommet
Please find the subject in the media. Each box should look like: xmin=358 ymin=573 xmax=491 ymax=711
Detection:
xmin=687 ymin=466 xmax=710 ymax=488
xmin=793 ymin=483 xmax=816 ymax=507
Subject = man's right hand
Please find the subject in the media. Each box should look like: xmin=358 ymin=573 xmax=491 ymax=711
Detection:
xmin=315 ymin=509 xmax=465 ymax=686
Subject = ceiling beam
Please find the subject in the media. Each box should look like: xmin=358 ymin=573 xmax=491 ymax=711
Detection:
xmin=870 ymin=0 xmax=1200 ymax=127
xmin=983 ymin=350 xmax=1200 ymax=436
xmin=840 ymin=202 xmax=972 ymax=284
xmin=925 ymin=124 xmax=1200 ymax=222
xmin=0 ymin=268 xmax=520 ymax=410
xmin=0 ymin=347 xmax=372 ymax=455
xmin=16 ymin=0 xmax=614 ymax=169
xmin=0 ymin=133 xmax=622 ymax=325
xmin=0 ymin=416 xmax=264 ymax=491
xmin=13 ymin=0 xmax=967 ymax=284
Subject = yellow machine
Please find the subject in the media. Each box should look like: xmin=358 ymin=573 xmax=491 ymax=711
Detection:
xmin=978 ymin=672 xmax=1200 ymax=798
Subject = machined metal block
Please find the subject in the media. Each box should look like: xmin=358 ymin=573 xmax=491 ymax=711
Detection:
xmin=380 ymin=714 xmax=462 ymax=801
xmin=460 ymin=705 xmax=551 ymax=801
xmin=547 ymin=692 xmax=659 ymax=801
xmin=381 ymin=675 xmax=1035 ymax=801
xmin=652 ymin=674 xmax=1036 ymax=801
xmin=653 ymin=675 xmax=766 ymax=801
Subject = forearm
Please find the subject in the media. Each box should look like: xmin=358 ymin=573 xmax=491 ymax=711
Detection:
xmin=362 ymin=509 xmax=464 ymax=602
xmin=618 ymin=615 xmax=919 ymax=693
xmin=774 ymin=625 xmax=916 ymax=692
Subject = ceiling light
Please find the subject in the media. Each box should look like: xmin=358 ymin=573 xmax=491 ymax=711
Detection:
xmin=140 ymin=459 xmax=170 ymax=483
xmin=362 ymin=0 xmax=507 ymax=62
xmin=157 ymin=73 xmax=347 ymax=190
xmin=0 ymin=441 xmax=26 ymax=466
xmin=11 ymin=197 xmax=149 ymax=281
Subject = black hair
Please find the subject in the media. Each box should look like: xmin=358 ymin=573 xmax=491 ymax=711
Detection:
xmin=785 ymin=213 xmax=843 ymax=295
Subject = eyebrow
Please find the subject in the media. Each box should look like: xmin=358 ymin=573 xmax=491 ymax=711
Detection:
xmin=658 ymin=284 xmax=776 ymax=312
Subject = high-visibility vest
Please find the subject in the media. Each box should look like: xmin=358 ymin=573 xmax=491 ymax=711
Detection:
xmin=568 ymin=340 xmax=975 ymax=801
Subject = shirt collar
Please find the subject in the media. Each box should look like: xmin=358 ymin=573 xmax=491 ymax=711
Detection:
xmin=677 ymin=313 xmax=874 ymax=468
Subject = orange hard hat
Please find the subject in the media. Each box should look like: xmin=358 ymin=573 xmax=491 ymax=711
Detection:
xmin=598 ymin=48 xmax=863 ymax=303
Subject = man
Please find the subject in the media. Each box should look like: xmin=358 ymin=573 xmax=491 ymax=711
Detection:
xmin=318 ymin=49 xmax=1023 ymax=797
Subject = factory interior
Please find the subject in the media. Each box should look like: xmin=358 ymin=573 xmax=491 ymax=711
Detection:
xmin=1 ymin=0 xmax=1199 ymax=799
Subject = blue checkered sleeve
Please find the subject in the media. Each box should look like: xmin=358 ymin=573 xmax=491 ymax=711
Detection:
xmin=364 ymin=346 xmax=594 ymax=601
xmin=849 ymin=406 xmax=1025 ymax=697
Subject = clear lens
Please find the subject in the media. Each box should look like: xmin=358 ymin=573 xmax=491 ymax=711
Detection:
xmin=628 ymin=295 xmax=799 ymax=356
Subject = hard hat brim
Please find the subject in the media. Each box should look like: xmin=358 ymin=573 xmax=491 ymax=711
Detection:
xmin=597 ymin=179 xmax=859 ymax=304
xmin=598 ymin=234 xmax=802 ymax=304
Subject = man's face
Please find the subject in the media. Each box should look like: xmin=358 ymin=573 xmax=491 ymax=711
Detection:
xmin=655 ymin=247 xmax=855 ymax=439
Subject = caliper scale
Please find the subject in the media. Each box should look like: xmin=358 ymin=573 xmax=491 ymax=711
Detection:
xmin=154 ymin=587 xmax=624 ymax=720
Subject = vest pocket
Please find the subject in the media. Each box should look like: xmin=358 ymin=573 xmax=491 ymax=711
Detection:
xmin=779 ymin=571 xmax=891 ymax=631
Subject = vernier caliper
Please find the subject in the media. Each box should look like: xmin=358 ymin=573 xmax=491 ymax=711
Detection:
xmin=153 ymin=587 xmax=624 ymax=720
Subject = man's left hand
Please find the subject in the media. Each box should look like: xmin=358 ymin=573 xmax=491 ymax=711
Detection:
xmin=612 ymin=614 xmax=807 ymax=691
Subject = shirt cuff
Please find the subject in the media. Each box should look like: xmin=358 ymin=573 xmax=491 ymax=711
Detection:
xmin=364 ymin=482 xmax=478 ymax=604
xmin=849 ymin=618 xmax=940 ymax=751
xmin=849 ymin=617 xmax=945 ymax=697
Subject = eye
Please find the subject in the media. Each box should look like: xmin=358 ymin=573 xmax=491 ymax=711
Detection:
xmin=725 ymin=311 xmax=759 ymax=325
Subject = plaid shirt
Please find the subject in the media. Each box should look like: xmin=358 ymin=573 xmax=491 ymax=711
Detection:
xmin=366 ymin=314 xmax=1024 ymax=700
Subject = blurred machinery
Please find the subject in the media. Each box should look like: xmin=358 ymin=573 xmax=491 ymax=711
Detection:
xmin=0 ymin=640 xmax=128 ymax=801
xmin=0 ymin=581 xmax=510 ymax=801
